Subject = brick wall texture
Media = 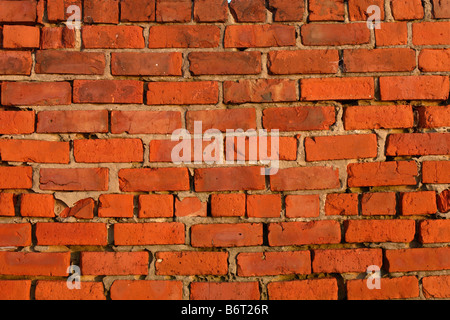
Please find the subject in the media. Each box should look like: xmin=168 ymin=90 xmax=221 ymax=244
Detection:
xmin=0 ymin=0 xmax=449 ymax=300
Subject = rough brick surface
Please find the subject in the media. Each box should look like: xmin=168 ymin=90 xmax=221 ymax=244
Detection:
xmin=1 ymin=0 xmax=449 ymax=301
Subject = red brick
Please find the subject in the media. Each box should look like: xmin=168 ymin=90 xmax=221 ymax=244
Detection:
xmin=111 ymin=52 xmax=181 ymax=76
xmin=419 ymin=220 xmax=450 ymax=243
xmin=194 ymin=167 xmax=265 ymax=192
xmin=155 ymin=251 xmax=228 ymax=275
xmin=422 ymin=276 xmax=450 ymax=298
xmin=35 ymin=281 xmax=105 ymax=300
xmin=419 ymin=49 xmax=450 ymax=72
xmin=301 ymin=77 xmax=375 ymax=101
xmin=306 ymin=134 xmax=377 ymax=161
xmin=225 ymin=25 xmax=295 ymax=48
xmin=413 ymin=22 xmax=450 ymax=45
xmin=347 ymin=276 xmax=419 ymax=300
xmin=268 ymin=0 xmax=304 ymax=21
xmin=0 ymin=140 xmax=69 ymax=164
xmin=348 ymin=0 xmax=385 ymax=21
xmin=285 ymin=194 xmax=320 ymax=218
xmin=193 ymin=0 xmax=228 ymax=22
xmin=114 ymin=223 xmax=185 ymax=245
xmin=325 ymin=193 xmax=358 ymax=216
xmin=81 ymin=252 xmax=149 ymax=275
xmin=36 ymin=223 xmax=107 ymax=246
xmin=0 ymin=223 xmax=31 ymax=247
xmin=21 ymin=194 xmax=55 ymax=217
xmin=40 ymin=168 xmax=109 ymax=191
xmin=37 ymin=110 xmax=108 ymax=133
xmin=175 ymin=197 xmax=207 ymax=217
xmin=422 ymin=161 xmax=450 ymax=184
xmin=110 ymin=280 xmax=182 ymax=300
xmin=82 ymin=26 xmax=145 ymax=48
xmin=149 ymin=25 xmax=220 ymax=48
xmin=432 ymin=0 xmax=450 ymax=18
xmin=247 ymin=194 xmax=281 ymax=218
xmin=191 ymin=223 xmax=263 ymax=247
xmin=313 ymin=249 xmax=383 ymax=273
xmin=0 ymin=193 xmax=15 ymax=216
xmin=380 ymin=76 xmax=449 ymax=101
xmin=344 ymin=105 xmax=414 ymax=130
xmin=0 ymin=51 xmax=32 ymax=75
xmin=438 ymin=189 xmax=450 ymax=213
xmin=0 ymin=0 xmax=36 ymax=22
xmin=138 ymin=194 xmax=173 ymax=218
xmin=119 ymin=168 xmax=189 ymax=192
xmin=189 ymin=52 xmax=261 ymax=75
xmin=271 ymin=167 xmax=340 ymax=191
xmin=386 ymin=247 xmax=450 ymax=272
xmin=35 ymin=51 xmax=105 ymax=75
xmin=84 ymin=0 xmax=118 ymax=23
xmin=186 ymin=108 xmax=256 ymax=133
xmin=344 ymin=48 xmax=416 ymax=73
xmin=1 ymin=82 xmax=71 ymax=106
xmin=268 ymin=279 xmax=338 ymax=300
xmin=40 ymin=27 xmax=75 ymax=49
xmin=391 ymin=0 xmax=424 ymax=20
xmin=237 ymin=251 xmax=311 ymax=276
xmin=74 ymin=139 xmax=143 ymax=163
xmin=0 ymin=280 xmax=31 ymax=300
xmin=224 ymin=79 xmax=297 ymax=103
xmin=268 ymin=50 xmax=339 ymax=75
xmin=387 ymin=133 xmax=450 ymax=156
xmin=375 ymin=22 xmax=408 ymax=46
xmin=3 ymin=25 xmax=39 ymax=48
xmin=263 ymin=106 xmax=336 ymax=131
xmin=347 ymin=161 xmax=418 ymax=187
xmin=60 ymin=198 xmax=95 ymax=219
xmin=190 ymin=282 xmax=260 ymax=300
xmin=361 ymin=192 xmax=397 ymax=216
xmin=268 ymin=221 xmax=341 ymax=246
xmin=73 ymin=80 xmax=143 ymax=104
xmin=47 ymin=0 xmax=82 ymax=22
xmin=229 ymin=0 xmax=266 ymax=22
xmin=309 ymin=0 xmax=344 ymax=21
xmin=211 ymin=194 xmax=246 ymax=217
xmin=302 ymin=23 xmax=370 ymax=46
xmin=147 ymin=81 xmax=218 ymax=105
xmin=120 ymin=0 xmax=155 ymax=21
xmin=0 ymin=252 xmax=70 ymax=276
xmin=0 ymin=167 xmax=32 ymax=190
xmin=111 ymin=110 xmax=181 ymax=134
xmin=98 ymin=194 xmax=134 ymax=218
xmin=156 ymin=0 xmax=192 ymax=22
xmin=401 ymin=191 xmax=437 ymax=216
xmin=345 ymin=220 xmax=416 ymax=243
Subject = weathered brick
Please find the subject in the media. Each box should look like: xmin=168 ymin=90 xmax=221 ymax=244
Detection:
xmin=247 ymin=194 xmax=281 ymax=218
xmin=189 ymin=52 xmax=261 ymax=75
xmin=263 ymin=106 xmax=336 ymax=131
xmin=211 ymin=194 xmax=246 ymax=217
xmin=175 ymin=197 xmax=207 ymax=217
xmin=194 ymin=167 xmax=265 ymax=192
xmin=3 ymin=25 xmax=40 ymax=48
xmin=401 ymin=191 xmax=437 ymax=215
xmin=268 ymin=50 xmax=339 ymax=74
xmin=0 ymin=280 xmax=31 ymax=300
xmin=347 ymin=276 xmax=419 ymax=300
xmin=344 ymin=220 xmax=416 ymax=243
xmin=344 ymin=105 xmax=414 ymax=130
xmin=74 ymin=139 xmax=143 ymax=163
xmin=413 ymin=22 xmax=450 ymax=45
xmin=422 ymin=161 xmax=450 ymax=184
xmin=271 ymin=167 xmax=340 ymax=191
xmin=149 ymin=25 xmax=220 ymax=48
xmin=237 ymin=251 xmax=311 ymax=276
xmin=285 ymin=195 xmax=320 ymax=218
xmin=347 ymin=161 xmax=418 ymax=187
xmin=36 ymin=223 xmax=107 ymax=246
xmin=386 ymin=248 xmax=450 ymax=272
xmin=422 ymin=276 xmax=450 ymax=298
xmin=0 ymin=167 xmax=33 ymax=190
xmin=73 ymin=80 xmax=143 ymax=104
xmin=37 ymin=110 xmax=108 ymax=133
xmin=0 ymin=140 xmax=69 ymax=164
xmin=386 ymin=133 xmax=450 ymax=156
xmin=98 ymin=194 xmax=134 ymax=218
xmin=155 ymin=251 xmax=228 ymax=275
xmin=193 ymin=0 xmax=228 ymax=22
xmin=0 ymin=51 xmax=32 ymax=75
xmin=190 ymin=282 xmax=260 ymax=300
xmin=301 ymin=77 xmax=375 ymax=101
xmin=119 ymin=168 xmax=189 ymax=192
xmin=40 ymin=168 xmax=109 ymax=191
xmin=343 ymin=48 xmax=416 ymax=72
xmin=313 ymin=249 xmax=383 ymax=273
xmin=224 ymin=79 xmax=297 ymax=103
xmin=0 ymin=252 xmax=70 ymax=276
xmin=191 ymin=223 xmax=263 ymax=247
xmin=35 ymin=281 xmax=105 ymax=300
xmin=111 ymin=52 xmax=182 ymax=76
xmin=139 ymin=195 xmax=173 ymax=218
xmin=156 ymin=0 xmax=192 ymax=22
xmin=268 ymin=279 xmax=338 ymax=300
xmin=302 ymin=23 xmax=370 ymax=46
xmin=81 ymin=251 xmax=149 ymax=275
xmin=147 ymin=81 xmax=218 ymax=105
xmin=268 ymin=221 xmax=341 ymax=246
xmin=0 ymin=0 xmax=36 ymax=22
xmin=419 ymin=220 xmax=450 ymax=244
xmin=325 ymin=193 xmax=358 ymax=216
xmin=419 ymin=49 xmax=450 ymax=72
xmin=0 ymin=224 xmax=31 ymax=247
xmin=35 ymin=51 xmax=105 ymax=75
xmin=309 ymin=0 xmax=344 ymax=21
xmin=114 ymin=223 xmax=185 ymax=245
xmin=1 ymin=82 xmax=71 ymax=106
xmin=380 ymin=76 xmax=450 ymax=101
xmin=111 ymin=110 xmax=181 ymax=134
xmin=225 ymin=25 xmax=295 ymax=48
xmin=229 ymin=0 xmax=266 ymax=22
xmin=82 ymin=26 xmax=145 ymax=48
xmin=120 ymin=0 xmax=155 ymax=21
xmin=268 ymin=0 xmax=304 ymax=21
xmin=84 ymin=0 xmax=119 ymax=24
xmin=391 ymin=0 xmax=424 ymax=20
xmin=110 ymin=280 xmax=183 ymax=300
xmin=0 ymin=111 xmax=34 ymax=135
xmin=361 ymin=192 xmax=397 ymax=216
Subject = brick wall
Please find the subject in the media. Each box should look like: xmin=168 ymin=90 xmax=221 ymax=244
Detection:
xmin=0 ymin=0 xmax=449 ymax=300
